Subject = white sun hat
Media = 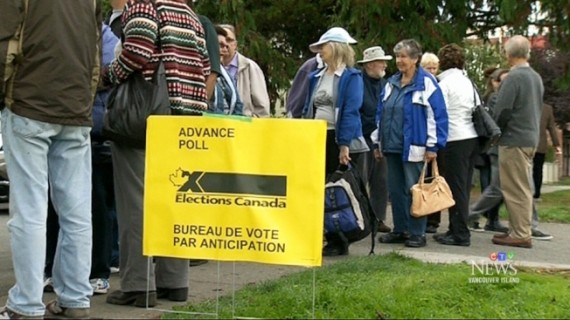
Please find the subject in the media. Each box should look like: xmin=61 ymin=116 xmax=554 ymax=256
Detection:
xmin=309 ymin=27 xmax=357 ymax=53
xmin=357 ymin=46 xmax=393 ymax=64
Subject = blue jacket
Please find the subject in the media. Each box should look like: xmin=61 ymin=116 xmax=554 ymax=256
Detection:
xmin=303 ymin=67 xmax=367 ymax=151
xmin=376 ymin=67 xmax=448 ymax=162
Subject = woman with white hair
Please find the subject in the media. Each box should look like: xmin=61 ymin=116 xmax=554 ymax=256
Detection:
xmin=302 ymin=27 xmax=368 ymax=256
xmin=375 ymin=39 xmax=448 ymax=248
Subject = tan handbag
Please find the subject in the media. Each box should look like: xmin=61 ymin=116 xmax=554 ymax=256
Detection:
xmin=410 ymin=160 xmax=455 ymax=217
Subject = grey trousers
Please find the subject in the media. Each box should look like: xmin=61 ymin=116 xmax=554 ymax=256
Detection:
xmin=471 ymin=154 xmax=540 ymax=229
xmin=112 ymin=143 xmax=189 ymax=292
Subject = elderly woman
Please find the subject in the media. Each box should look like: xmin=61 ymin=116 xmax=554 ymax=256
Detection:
xmin=302 ymin=27 xmax=368 ymax=256
xmin=420 ymin=52 xmax=440 ymax=76
xmin=420 ymin=51 xmax=442 ymax=234
xmin=375 ymin=39 xmax=448 ymax=248
xmin=432 ymin=44 xmax=479 ymax=246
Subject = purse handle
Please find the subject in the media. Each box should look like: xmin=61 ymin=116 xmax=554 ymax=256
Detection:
xmin=417 ymin=160 xmax=440 ymax=186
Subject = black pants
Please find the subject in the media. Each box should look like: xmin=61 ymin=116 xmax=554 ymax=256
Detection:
xmin=532 ymin=152 xmax=546 ymax=199
xmin=439 ymin=138 xmax=478 ymax=242
xmin=426 ymin=151 xmax=444 ymax=228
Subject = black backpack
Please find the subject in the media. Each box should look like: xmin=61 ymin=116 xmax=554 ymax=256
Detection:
xmin=324 ymin=163 xmax=378 ymax=254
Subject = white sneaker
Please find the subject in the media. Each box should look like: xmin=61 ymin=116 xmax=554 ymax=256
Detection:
xmin=90 ymin=278 xmax=110 ymax=294
xmin=110 ymin=266 xmax=120 ymax=274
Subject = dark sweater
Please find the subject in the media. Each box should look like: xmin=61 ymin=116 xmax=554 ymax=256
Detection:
xmin=360 ymin=73 xmax=386 ymax=136
xmin=494 ymin=65 xmax=543 ymax=148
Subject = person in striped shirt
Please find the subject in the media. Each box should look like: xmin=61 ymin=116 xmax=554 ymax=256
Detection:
xmin=103 ymin=0 xmax=210 ymax=307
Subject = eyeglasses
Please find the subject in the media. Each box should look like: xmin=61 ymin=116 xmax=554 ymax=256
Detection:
xmin=219 ymin=43 xmax=229 ymax=49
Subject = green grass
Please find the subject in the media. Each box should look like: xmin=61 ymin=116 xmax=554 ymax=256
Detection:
xmin=163 ymin=253 xmax=570 ymax=319
xmin=497 ymin=189 xmax=570 ymax=223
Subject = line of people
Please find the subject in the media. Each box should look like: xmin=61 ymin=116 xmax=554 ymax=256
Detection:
xmin=287 ymin=28 xmax=554 ymax=256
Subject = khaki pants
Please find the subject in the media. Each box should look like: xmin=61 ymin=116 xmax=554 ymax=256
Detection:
xmin=498 ymin=146 xmax=535 ymax=240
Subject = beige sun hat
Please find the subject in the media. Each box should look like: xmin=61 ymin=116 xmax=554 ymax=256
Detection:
xmin=357 ymin=46 xmax=393 ymax=64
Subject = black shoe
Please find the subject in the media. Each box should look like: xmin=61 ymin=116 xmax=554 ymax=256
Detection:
xmin=435 ymin=234 xmax=470 ymax=246
xmin=189 ymin=259 xmax=209 ymax=267
xmin=484 ymin=221 xmax=509 ymax=233
xmin=106 ymin=290 xmax=157 ymax=307
xmin=379 ymin=232 xmax=409 ymax=244
xmin=432 ymin=231 xmax=451 ymax=242
xmin=157 ymin=287 xmax=189 ymax=302
xmin=322 ymin=244 xmax=349 ymax=256
xmin=377 ymin=221 xmax=392 ymax=233
xmin=425 ymin=225 xmax=438 ymax=234
xmin=531 ymin=229 xmax=553 ymax=240
xmin=405 ymin=235 xmax=426 ymax=248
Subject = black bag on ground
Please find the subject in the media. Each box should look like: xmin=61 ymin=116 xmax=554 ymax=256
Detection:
xmin=103 ymin=61 xmax=171 ymax=149
xmin=324 ymin=163 xmax=378 ymax=254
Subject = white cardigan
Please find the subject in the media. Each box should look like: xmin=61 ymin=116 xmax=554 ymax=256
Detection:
xmin=437 ymin=68 xmax=478 ymax=142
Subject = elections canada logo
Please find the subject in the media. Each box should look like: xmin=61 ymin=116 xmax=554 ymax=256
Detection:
xmin=469 ymin=251 xmax=519 ymax=284
xmin=169 ymin=168 xmax=288 ymax=208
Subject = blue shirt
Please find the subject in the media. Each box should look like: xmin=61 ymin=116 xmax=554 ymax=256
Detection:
xmin=224 ymin=53 xmax=239 ymax=87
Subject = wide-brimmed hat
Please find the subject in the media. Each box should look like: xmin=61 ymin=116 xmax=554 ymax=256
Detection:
xmin=309 ymin=27 xmax=357 ymax=53
xmin=357 ymin=46 xmax=393 ymax=64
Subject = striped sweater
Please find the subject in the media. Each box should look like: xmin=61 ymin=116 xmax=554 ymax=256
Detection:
xmin=105 ymin=0 xmax=210 ymax=115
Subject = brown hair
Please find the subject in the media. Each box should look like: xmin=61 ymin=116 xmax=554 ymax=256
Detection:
xmin=437 ymin=43 xmax=465 ymax=71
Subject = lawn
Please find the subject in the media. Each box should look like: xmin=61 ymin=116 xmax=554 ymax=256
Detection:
xmin=163 ymin=253 xmax=570 ymax=319
xmin=470 ymin=182 xmax=570 ymax=223
xmin=497 ymin=189 xmax=570 ymax=223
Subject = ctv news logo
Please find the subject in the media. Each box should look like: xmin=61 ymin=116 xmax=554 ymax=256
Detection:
xmin=468 ymin=251 xmax=520 ymax=284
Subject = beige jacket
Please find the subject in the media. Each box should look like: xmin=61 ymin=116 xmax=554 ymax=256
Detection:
xmin=236 ymin=53 xmax=270 ymax=117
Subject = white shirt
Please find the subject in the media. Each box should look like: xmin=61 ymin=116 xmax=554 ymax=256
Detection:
xmin=437 ymin=68 xmax=478 ymax=142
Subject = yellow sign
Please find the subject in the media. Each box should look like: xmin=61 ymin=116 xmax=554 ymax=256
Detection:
xmin=143 ymin=115 xmax=326 ymax=267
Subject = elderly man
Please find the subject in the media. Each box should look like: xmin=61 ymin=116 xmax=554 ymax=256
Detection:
xmin=492 ymin=35 xmax=544 ymax=248
xmin=356 ymin=46 xmax=392 ymax=233
xmin=219 ymin=24 xmax=270 ymax=117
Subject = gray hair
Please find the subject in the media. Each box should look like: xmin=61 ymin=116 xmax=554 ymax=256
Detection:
xmin=504 ymin=35 xmax=531 ymax=59
xmin=218 ymin=24 xmax=236 ymax=37
xmin=394 ymin=39 xmax=423 ymax=62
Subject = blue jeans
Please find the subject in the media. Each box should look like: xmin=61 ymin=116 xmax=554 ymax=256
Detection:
xmin=2 ymin=108 xmax=92 ymax=316
xmin=385 ymin=153 xmax=426 ymax=236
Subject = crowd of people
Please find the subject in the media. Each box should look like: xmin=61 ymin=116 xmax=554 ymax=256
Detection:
xmin=0 ymin=0 xmax=559 ymax=318
xmin=288 ymin=30 xmax=557 ymax=255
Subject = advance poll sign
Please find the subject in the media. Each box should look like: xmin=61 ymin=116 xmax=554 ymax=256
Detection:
xmin=143 ymin=115 xmax=326 ymax=267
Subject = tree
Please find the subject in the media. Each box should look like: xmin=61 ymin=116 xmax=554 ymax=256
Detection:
xmin=531 ymin=46 xmax=570 ymax=126
xmin=103 ymin=0 xmax=570 ymax=117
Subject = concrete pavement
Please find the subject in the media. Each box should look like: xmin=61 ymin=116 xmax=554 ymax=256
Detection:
xmin=1 ymin=185 xmax=569 ymax=319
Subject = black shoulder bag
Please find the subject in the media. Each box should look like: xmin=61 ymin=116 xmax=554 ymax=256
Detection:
xmin=103 ymin=8 xmax=170 ymax=149
xmin=471 ymin=82 xmax=501 ymax=152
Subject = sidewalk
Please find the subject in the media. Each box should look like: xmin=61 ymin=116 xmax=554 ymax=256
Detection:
xmin=1 ymin=185 xmax=569 ymax=319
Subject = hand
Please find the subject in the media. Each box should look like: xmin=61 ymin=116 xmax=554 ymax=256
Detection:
xmin=555 ymin=146 xmax=562 ymax=155
xmin=339 ymin=146 xmax=351 ymax=165
xmin=425 ymin=151 xmax=437 ymax=162
xmin=374 ymin=149 xmax=383 ymax=160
